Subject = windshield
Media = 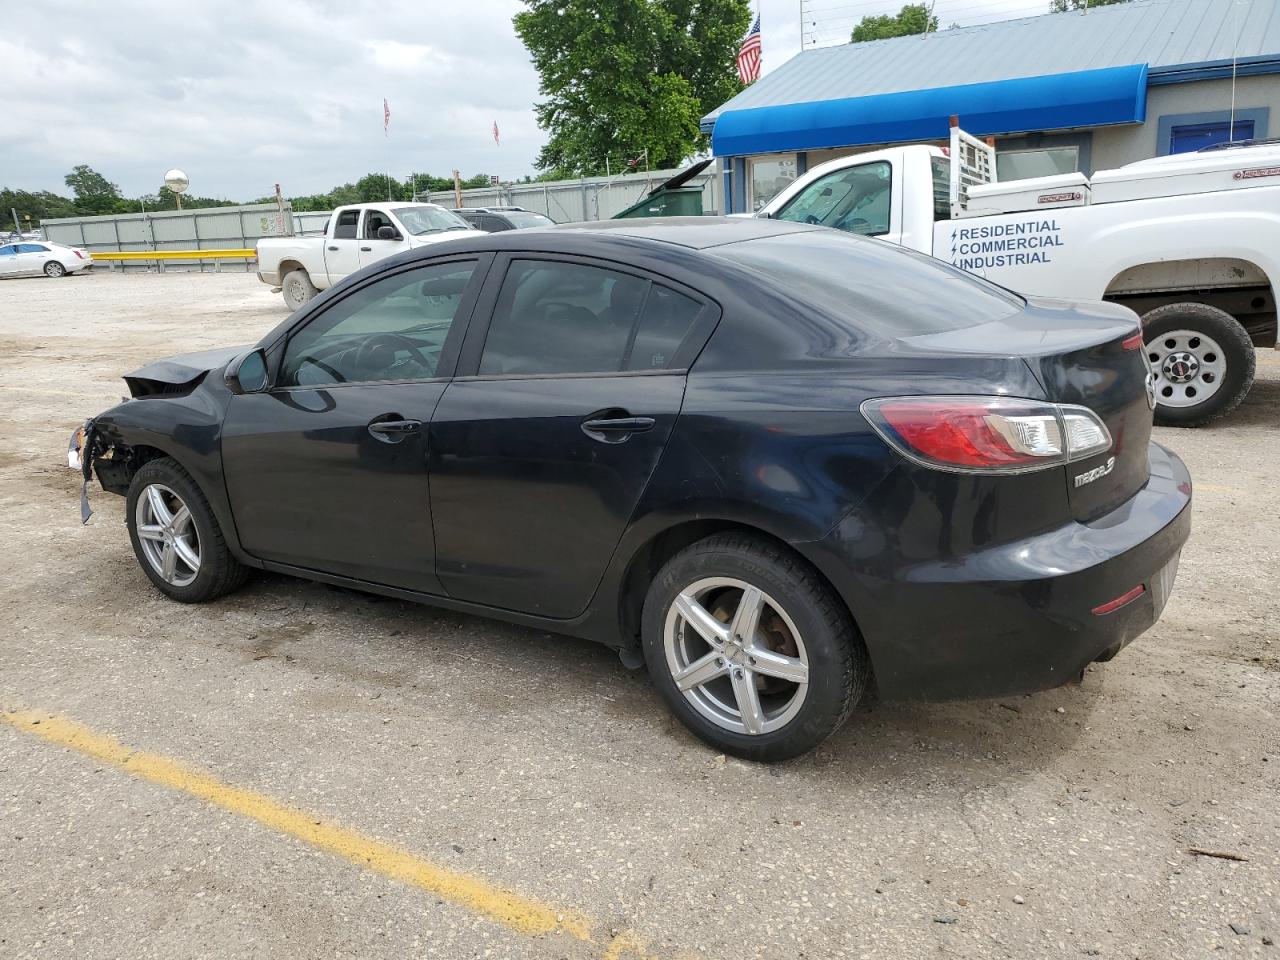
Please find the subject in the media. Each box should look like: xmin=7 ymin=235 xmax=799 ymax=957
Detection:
xmin=505 ymin=212 xmax=555 ymax=229
xmin=391 ymin=206 xmax=474 ymax=235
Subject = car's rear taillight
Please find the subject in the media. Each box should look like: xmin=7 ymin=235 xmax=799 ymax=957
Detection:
xmin=73 ymin=249 xmax=86 ymax=259
xmin=861 ymin=396 xmax=1113 ymax=474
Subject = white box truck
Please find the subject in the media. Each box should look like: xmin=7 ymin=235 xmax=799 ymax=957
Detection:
xmin=755 ymin=123 xmax=1278 ymax=426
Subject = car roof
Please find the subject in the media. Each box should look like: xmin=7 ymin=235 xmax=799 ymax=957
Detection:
xmin=493 ymin=216 xmax=822 ymax=250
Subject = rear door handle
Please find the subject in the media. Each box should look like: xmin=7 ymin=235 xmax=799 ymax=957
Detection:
xmin=327 ymin=245 xmax=339 ymax=251
xmin=360 ymin=245 xmax=372 ymax=251
xmin=581 ymin=415 xmax=656 ymax=443
xmin=368 ymin=417 xmax=422 ymax=442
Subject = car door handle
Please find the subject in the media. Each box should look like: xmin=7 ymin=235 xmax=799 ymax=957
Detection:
xmin=581 ymin=415 xmax=656 ymax=443
xmin=368 ymin=418 xmax=422 ymax=442
xmin=327 ymin=245 xmax=339 ymax=251
xmin=360 ymin=245 xmax=372 ymax=251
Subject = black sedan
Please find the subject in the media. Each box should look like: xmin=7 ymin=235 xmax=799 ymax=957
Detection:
xmin=75 ymin=218 xmax=1191 ymax=760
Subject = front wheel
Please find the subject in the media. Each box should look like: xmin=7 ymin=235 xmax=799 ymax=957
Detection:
xmin=126 ymin=457 xmax=249 ymax=603
xmin=641 ymin=533 xmax=868 ymax=762
xmin=1142 ymin=302 xmax=1255 ymax=427
xmin=44 ymin=260 xmax=66 ymax=278
xmin=281 ymin=268 xmax=317 ymax=311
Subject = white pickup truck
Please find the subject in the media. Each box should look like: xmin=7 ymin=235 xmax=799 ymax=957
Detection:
xmin=257 ymin=202 xmax=485 ymax=310
xmin=756 ymin=126 xmax=1279 ymax=426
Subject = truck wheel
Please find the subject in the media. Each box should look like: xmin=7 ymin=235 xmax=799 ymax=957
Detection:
xmin=1141 ymin=302 xmax=1255 ymax=427
xmin=281 ymin=269 xmax=317 ymax=310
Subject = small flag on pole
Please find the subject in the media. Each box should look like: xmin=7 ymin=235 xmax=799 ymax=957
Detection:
xmin=383 ymin=98 xmax=391 ymax=136
xmin=737 ymin=15 xmax=761 ymax=85
xmin=492 ymin=120 xmax=500 ymax=146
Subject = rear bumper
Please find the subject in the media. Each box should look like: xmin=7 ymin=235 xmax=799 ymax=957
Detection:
xmin=802 ymin=441 xmax=1192 ymax=701
xmin=257 ymin=269 xmax=281 ymax=286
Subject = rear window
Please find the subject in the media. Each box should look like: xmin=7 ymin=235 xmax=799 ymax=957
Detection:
xmin=505 ymin=212 xmax=555 ymax=229
xmin=711 ymin=229 xmax=1023 ymax=338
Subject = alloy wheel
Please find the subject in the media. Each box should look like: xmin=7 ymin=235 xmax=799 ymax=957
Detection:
xmin=663 ymin=577 xmax=810 ymax=736
xmin=1148 ymin=329 xmax=1226 ymax=409
xmin=135 ymin=483 xmax=201 ymax=587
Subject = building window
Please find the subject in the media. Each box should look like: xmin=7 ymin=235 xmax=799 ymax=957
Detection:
xmin=996 ymin=146 xmax=1079 ymax=181
xmin=749 ymin=154 xmax=798 ymax=211
xmin=1168 ymin=120 xmax=1254 ymax=154
xmin=1156 ymin=108 xmax=1268 ymax=157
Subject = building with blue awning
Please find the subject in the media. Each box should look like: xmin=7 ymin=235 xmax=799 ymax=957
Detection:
xmin=703 ymin=0 xmax=1280 ymax=213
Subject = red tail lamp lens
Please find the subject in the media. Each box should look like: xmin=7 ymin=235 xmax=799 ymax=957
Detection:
xmin=1121 ymin=331 xmax=1144 ymax=350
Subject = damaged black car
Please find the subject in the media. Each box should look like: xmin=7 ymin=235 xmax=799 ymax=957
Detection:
xmin=72 ymin=219 xmax=1191 ymax=760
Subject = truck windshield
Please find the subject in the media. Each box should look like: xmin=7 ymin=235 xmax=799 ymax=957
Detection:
xmin=391 ymin=206 xmax=474 ymax=235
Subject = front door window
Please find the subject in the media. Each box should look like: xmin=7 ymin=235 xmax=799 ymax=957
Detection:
xmin=772 ymin=161 xmax=892 ymax=236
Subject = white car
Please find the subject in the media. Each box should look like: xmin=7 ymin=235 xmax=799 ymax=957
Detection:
xmin=0 ymin=240 xmax=92 ymax=278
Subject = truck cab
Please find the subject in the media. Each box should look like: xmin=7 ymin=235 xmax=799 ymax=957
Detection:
xmin=257 ymin=202 xmax=484 ymax=310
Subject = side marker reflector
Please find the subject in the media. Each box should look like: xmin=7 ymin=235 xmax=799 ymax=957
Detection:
xmin=1092 ymin=584 xmax=1145 ymax=615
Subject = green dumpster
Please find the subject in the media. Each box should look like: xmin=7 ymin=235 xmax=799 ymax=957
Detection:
xmin=612 ymin=160 xmax=713 ymax=219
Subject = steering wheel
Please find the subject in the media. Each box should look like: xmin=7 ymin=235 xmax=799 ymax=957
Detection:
xmin=804 ymin=214 xmax=821 ymax=225
xmin=354 ymin=333 xmax=434 ymax=377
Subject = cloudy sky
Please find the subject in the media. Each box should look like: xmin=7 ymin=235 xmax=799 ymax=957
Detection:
xmin=1 ymin=0 xmax=1046 ymax=201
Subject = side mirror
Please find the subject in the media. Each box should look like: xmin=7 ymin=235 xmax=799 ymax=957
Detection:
xmin=225 ymin=349 xmax=269 ymax=395
xmin=377 ymin=225 xmax=399 ymax=240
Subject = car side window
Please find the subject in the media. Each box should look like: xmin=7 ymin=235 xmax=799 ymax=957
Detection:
xmin=332 ymin=210 xmax=360 ymax=240
xmin=484 ymin=217 xmax=511 ymax=232
xmin=774 ymin=160 xmax=892 ymax=236
xmin=281 ymin=261 xmax=477 ymax=387
xmin=17 ymin=243 xmax=46 ymax=253
xmin=0 ymin=245 xmax=15 ymax=256
xmin=363 ymin=209 xmax=396 ymax=239
xmin=477 ymin=259 xmax=702 ymax=376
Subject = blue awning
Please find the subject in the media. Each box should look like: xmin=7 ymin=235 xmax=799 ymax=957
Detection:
xmin=711 ymin=64 xmax=1148 ymax=157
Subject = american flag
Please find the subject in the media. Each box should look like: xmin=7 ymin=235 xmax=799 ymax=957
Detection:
xmin=737 ymin=15 xmax=761 ymax=85
xmin=493 ymin=120 xmax=500 ymax=146
xmin=383 ymin=98 xmax=390 ymax=136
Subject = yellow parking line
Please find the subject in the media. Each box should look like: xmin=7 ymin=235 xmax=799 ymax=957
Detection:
xmin=3 ymin=709 xmax=656 ymax=958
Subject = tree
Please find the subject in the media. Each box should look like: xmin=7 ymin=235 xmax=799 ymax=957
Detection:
xmin=850 ymin=3 xmax=937 ymax=42
xmin=1050 ymin=0 xmax=1129 ymax=10
xmin=63 ymin=165 xmax=123 ymax=216
xmin=514 ymin=0 xmax=751 ymax=177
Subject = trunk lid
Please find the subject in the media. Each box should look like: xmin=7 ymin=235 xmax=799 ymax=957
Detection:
xmin=898 ymin=296 xmax=1152 ymax=521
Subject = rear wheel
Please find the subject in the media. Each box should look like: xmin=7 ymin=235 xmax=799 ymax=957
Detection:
xmin=1142 ymin=302 xmax=1254 ymax=427
xmin=641 ymin=533 xmax=868 ymax=761
xmin=43 ymin=260 xmax=66 ymax=278
xmin=281 ymin=268 xmax=317 ymax=310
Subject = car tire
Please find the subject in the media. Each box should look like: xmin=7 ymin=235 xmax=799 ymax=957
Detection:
xmin=126 ymin=457 xmax=250 ymax=603
xmin=44 ymin=260 xmax=67 ymax=278
xmin=1142 ymin=302 xmax=1255 ymax=427
xmin=281 ymin=268 xmax=317 ymax=310
xmin=641 ymin=533 xmax=868 ymax=762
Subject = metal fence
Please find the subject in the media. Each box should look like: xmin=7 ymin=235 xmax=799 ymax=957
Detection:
xmin=419 ymin=167 xmax=722 ymax=221
xmin=40 ymin=204 xmax=293 ymax=273
xmin=35 ymin=167 xmax=722 ymax=272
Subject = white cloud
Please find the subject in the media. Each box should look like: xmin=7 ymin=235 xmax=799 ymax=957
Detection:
xmin=0 ymin=0 xmax=1045 ymax=201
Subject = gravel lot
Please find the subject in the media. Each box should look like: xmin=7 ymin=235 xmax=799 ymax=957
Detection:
xmin=1 ymin=270 xmax=1277 ymax=959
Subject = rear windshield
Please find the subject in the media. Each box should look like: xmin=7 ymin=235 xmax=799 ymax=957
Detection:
xmin=505 ymin=212 xmax=555 ymax=228
xmin=710 ymin=229 xmax=1023 ymax=338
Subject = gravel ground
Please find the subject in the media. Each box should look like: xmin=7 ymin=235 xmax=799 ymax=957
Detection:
xmin=1 ymin=270 xmax=1277 ymax=960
